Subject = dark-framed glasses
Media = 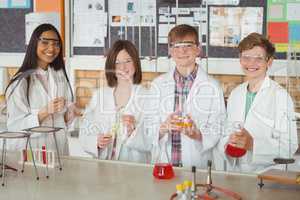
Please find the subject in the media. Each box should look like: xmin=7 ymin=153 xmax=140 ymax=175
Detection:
xmin=38 ymin=37 xmax=61 ymax=49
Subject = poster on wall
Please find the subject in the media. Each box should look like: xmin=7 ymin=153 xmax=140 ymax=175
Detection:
xmin=25 ymin=12 xmax=60 ymax=45
xmin=0 ymin=0 xmax=9 ymax=8
xmin=73 ymin=0 xmax=107 ymax=47
xmin=158 ymin=6 xmax=207 ymax=44
xmin=0 ymin=0 xmax=30 ymax=8
xmin=209 ymin=7 xmax=263 ymax=47
xmin=267 ymin=0 xmax=300 ymax=52
xmin=206 ymin=0 xmax=239 ymax=5
xmin=109 ymin=0 xmax=156 ymax=26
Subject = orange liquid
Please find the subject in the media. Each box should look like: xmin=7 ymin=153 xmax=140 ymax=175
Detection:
xmin=153 ymin=163 xmax=174 ymax=179
xmin=176 ymin=121 xmax=192 ymax=128
xmin=176 ymin=116 xmax=192 ymax=128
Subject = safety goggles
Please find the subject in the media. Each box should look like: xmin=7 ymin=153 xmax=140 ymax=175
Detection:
xmin=240 ymin=54 xmax=267 ymax=64
xmin=170 ymin=41 xmax=197 ymax=50
xmin=38 ymin=37 xmax=61 ymax=49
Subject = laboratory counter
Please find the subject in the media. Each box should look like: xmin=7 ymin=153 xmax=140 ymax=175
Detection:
xmin=0 ymin=157 xmax=299 ymax=200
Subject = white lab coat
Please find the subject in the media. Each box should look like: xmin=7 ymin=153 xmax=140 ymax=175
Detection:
xmin=147 ymin=66 xmax=226 ymax=168
xmin=78 ymin=85 xmax=151 ymax=163
xmin=5 ymin=67 xmax=72 ymax=154
xmin=218 ymin=76 xmax=298 ymax=173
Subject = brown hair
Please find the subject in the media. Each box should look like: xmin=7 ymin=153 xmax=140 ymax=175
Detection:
xmin=105 ymin=40 xmax=142 ymax=87
xmin=168 ymin=24 xmax=199 ymax=46
xmin=238 ymin=32 xmax=275 ymax=60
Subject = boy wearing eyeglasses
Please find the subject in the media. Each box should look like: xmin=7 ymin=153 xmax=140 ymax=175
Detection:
xmin=148 ymin=24 xmax=225 ymax=168
xmin=218 ymin=32 xmax=298 ymax=173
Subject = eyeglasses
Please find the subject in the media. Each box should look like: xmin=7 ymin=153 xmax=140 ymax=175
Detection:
xmin=240 ymin=54 xmax=267 ymax=64
xmin=170 ymin=41 xmax=197 ymax=50
xmin=115 ymin=59 xmax=133 ymax=66
xmin=38 ymin=37 xmax=61 ymax=49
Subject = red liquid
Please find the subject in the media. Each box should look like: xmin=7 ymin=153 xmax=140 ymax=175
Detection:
xmin=42 ymin=145 xmax=47 ymax=164
xmin=22 ymin=149 xmax=27 ymax=161
xmin=153 ymin=163 xmax=174 ymax=179
xmin=225 ymin=144 xmax=246 ymax=158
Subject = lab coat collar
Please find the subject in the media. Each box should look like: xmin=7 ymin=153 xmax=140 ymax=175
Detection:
xmin=111 ymin=84 xmax=139 ymax=113
xmin=163 ymin=64 xmax=208 ymax=84
xmin=160 ymin=64 xmax=209 ymax=111
xmin=243 ymin=76 xmax=271 ymax=120
xmin=243 ymin=75 xmax=271 ymax=93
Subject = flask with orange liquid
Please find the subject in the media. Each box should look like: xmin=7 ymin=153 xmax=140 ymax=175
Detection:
xmin=175 ymin=94 xmax=192 ymax=128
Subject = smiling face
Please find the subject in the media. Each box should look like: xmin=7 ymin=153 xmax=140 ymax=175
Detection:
xmin=240 ymin=46 xmax=273 ymax=81
xmin=36 ymin=30 xmax=61 ymax=69
xmin=115 ymin=49 xmax=136 ymax=82
xmin=169 ymin=35 xmax=201 ymax=71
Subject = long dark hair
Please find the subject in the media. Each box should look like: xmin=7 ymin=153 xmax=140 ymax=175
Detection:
xmin=5 ymin=23 xmax=73 ymax=103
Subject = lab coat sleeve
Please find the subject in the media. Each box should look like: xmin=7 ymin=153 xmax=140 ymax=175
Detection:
xmin=124 ymin=114 xmax=153 ymax=153
xmin=122 ymin=86 xmax=153 ymax=152
xmin=6 ymin=79 xmax=40 ymax=131
xmin=246 ymin=88 xmax=298 ymax=164
xmin=145 ymin=79 xmax=164 ymax=163
xmin=197 ymin=81 xmax=226 ymax=153
xmin=216 ymin=91 xmax=236 ymax=168
xmin=78 ymin=90 xmax=104 ymax=158
xmin=56 ymin=70 xmax=76 ymax=126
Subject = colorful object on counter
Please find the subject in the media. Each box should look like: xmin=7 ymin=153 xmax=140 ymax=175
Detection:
xmin=42 ymin=145 xmax=47 ymax=164
xmin=153 ymin=163 xmax=174 ymax=179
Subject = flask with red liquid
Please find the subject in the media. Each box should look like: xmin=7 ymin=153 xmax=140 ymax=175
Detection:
xmin=153 ymin=142 xmax=174 ymax=179
xmin=225 ymin=144 xmax=246 ymax=158
xmin=225 ymin=122 xmax=246 ymax=158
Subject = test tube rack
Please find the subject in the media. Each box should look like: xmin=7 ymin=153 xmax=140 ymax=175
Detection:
xmin=19 ymin=148 xmax=57 ymax=168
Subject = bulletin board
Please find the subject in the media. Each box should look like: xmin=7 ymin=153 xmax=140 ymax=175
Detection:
xmin=72 ymin=0 xmax=290 ymax=59
xmin=208 ymin=0 xmax=267 ymax=58
xmin=0 ymin=0 xmax=33 ymax=53
xmin=72 ymin=0 xmax=204 ymax=57
xmin=0 ymin=0 xmax=65 ymax=53
xmin=267 ymin=0 xmax=300 ymax=59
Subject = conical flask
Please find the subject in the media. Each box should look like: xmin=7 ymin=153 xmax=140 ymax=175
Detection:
xmin=225 ymin=122 xmax=246 ymax=158
xmin=153 ymin=142 xmax=174 ymax=179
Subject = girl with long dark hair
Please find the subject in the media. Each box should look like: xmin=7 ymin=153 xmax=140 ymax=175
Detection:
xmin=5 ymin=23 xmax=79 ymax=154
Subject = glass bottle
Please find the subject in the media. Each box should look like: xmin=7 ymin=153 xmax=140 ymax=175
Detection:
xmin=225 ymin=122 xmax=246 ymax=158
xmin=176 ymin=95 xmax=192 ymax=128
xmin=153 ymin=141 xmax=174 ymax=179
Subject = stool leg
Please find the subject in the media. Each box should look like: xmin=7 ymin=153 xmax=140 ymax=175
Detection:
xmin=43 ymin=134 xmax=49 ymax=179
xmin=0 ymin=140 xmax=3 ymax=178
xmin=28 ymin=139 xmax=39 ymax=180
xmin=258 ymin=178 xmax=264 ymax=189
xmin=1 ymin=139 xmax=7 ymax=186
xmin=45 ymin=150 xmax=49 ymax=178
xmin=53 ymin=132 xmax=62 ymax=171
xmin=22 ymin=137 xmax=30 ymax=173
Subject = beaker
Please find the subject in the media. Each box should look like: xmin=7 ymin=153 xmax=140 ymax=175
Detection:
xmin=175 ymin=94 xmax=192 ymax=128
xmin=153 ymin=141 xmax=174 ymax=179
